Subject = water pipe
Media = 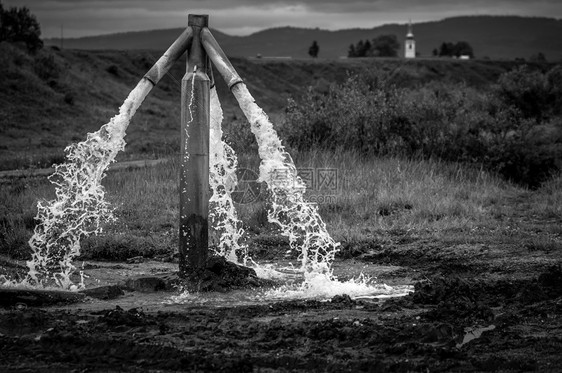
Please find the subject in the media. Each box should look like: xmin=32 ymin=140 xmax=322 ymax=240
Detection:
xmin=179 ymin=14 xmax=211 ymax=275
xmin=144 ymin=26 xmax=193 ymax=85
xmin=200 ymin=28 xmax=244 ymax=89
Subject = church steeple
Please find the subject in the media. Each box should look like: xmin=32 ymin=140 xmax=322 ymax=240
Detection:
xmin=406 ymin=20 xmax=414 ymax=39
xmin=404 ymin=20 xmax=416 ymax=58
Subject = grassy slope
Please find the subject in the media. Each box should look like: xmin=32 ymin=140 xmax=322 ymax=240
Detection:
xmin=0 ymin=42 xmax=546 ymax=170
xmin=0 ymin=43 xmax=181 ymax=169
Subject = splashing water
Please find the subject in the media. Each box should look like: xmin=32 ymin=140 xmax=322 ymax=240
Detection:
xmin=206 ymin=84 xmax=338 ymax=272
xmin=264 ymin=272 xmax=412 ymax=301
xmin=209 ymin=87 xmax=246 ymax=262
xmin=166 ymin=270 xmax=413 ymax=306
xmin=21 ymin=79 xmax=154 ymax=289
xmin=230 ymin=84 xmax=340 ymax=274
xmin=202 ymin=83 xmax=414 ymax=302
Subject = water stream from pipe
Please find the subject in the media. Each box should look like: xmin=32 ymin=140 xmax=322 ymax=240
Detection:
xmin=201 ymin=83 xmax=413 ymax=301
xmin=2 ymin=74 xmax=413 ymax=300
xmin=16 ymin=79 xmax=154 ymax=290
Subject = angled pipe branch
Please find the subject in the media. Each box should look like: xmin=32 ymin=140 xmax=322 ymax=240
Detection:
xmin=144 ymin=26 xmax=194 ymax=85
xmin=201 ymin=28 xmax=244 ymax=90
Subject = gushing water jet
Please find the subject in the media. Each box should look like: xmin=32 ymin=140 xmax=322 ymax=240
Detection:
xmin=1 ymin=13 xmax=413 ymax=302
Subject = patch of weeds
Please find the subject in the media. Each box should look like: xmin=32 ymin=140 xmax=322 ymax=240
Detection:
xmin=237 ymin=200 xmax=271 ymax=233
xmin=34 ymin=54 xmax=59 ymax=80
xmin=63 ymin=92 xmax=74 ymax=105
xmin=106 ymin=65 xmax=119 ymax=76
xmin=0 ymin=151 xmax=66 ymax=170
xmin=524 ymin=237 xmax=561 ymax=253
xmin=248 ymin=234 xmax=290 ymax=260
xmin=336 ymin=239 xmax=381 ymax=259
xmin=386 ymin=228 xmax=410 ymax=237
xmin=223 ymin=118 xmax=259 ymax=155
xmin=0 ymin=218 xmax=32 ymax=260
xmin=377 ymin=200 xmax=414 ymax=216
xmin=416 ymin=211 xmax=446 ymax=222
xmin=81 ymin=234 xmax=172 ymax=261
xmin=318 ymin=200 xmax=352 ymax=215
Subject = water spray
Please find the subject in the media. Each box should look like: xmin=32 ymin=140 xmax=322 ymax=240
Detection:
xmin=5 ymin=14 xmax=411 ymax=301
xmin=209 ymin=87 xmax=246 ymax=262
xmin=12 ymin=27 xmax=194 ymax=289
xmin=202 ymin=29 xmax=340 ymax=274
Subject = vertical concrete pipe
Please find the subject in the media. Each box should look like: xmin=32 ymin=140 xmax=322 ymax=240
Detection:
xmin=179 ymin=15 xmax=211 ymax=276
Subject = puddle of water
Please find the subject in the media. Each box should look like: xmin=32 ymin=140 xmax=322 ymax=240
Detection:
xmin=456 ymin=324 xmax=496 ymax=348
xmin=80 ymin=261 xmax=177 ymax=288
xmin=25 ymin=259 xmax=413 ymax=311
xmin=166 ymin=260 xmax=413 ymax=306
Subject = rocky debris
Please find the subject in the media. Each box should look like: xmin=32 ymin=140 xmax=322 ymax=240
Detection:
xmin=125 ymin=256 xmax=145 ymax=264
xmin=181 ymin=256 xmax=275 ymax=292
xmin=122 ymin=276 xmax=170 ymax=292
xmin=330 ymin=294 xmax=355 ymax=305
xmin=0 ymin=288 xmax=85 ymax=308
xmin=79 ymin=285 xmax=124 ymax=300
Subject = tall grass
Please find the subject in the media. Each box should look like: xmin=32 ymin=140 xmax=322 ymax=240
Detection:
xmin=3 ymin=146 xmax=562 ymax=270
xmin=287 ymin=150 xmax=513 ymax=242
xmin=81 ymin=157 xmax=180 ymax=260
xmin=1 ymin=149 xmax=535 ymax=264
xmin=0 ymin=178 xmax=53 ymax=259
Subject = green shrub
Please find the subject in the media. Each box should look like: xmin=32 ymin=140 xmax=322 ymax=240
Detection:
xmin=283 ymin=75 xmax=405 ymax=154
xmin=545 ymin=65 xmax=562 ymax=117
xmin=81 ymin=234 xmax=171 ymax=261
xmin=0 ymin=5 xmax=43 ymax=52
xmin=494 ymin=65 xmax=562 ymax=123
xmin=63 ymin=92 xmax=74 ymax=105
xmin=283 ymin=67 xmax=561 ymax=188
xmin=33 ymin=53 xmax=58 ymax=80
xmin=106 ymin=64 xmax=119 ymax=76
xmin=222 ymin=117 xmax=258 ymax=154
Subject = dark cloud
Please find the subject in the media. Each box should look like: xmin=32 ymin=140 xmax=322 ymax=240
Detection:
xmin=3 ymin=0 xmax=561 ymax=38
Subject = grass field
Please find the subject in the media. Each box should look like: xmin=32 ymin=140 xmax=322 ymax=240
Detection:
xmin=1 ymin=41 xmax=560 ymax=264
xmin=1 ymin=149 xmax=560 ymax=266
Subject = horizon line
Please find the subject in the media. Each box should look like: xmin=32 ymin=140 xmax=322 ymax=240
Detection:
xmin=43 ymin=14 xmax=560 ymax=40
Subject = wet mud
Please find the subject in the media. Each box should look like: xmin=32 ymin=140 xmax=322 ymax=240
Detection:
xmin=1 ymin=224 xmax=561 ymax=371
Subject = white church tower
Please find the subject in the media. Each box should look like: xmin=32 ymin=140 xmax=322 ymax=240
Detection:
xmin=404 ymin=20 xmax=416 ymax=58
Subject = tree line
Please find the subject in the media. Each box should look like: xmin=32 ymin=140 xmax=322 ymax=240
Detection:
xmin=432 ymin=41 xmax=474 ymax=58
xmin=348 ymin=35 xmax=400 ymax=57
xmin=0 ymin=1 xmax=43 ymax=52
xmin=345 ymin=33 xmax=475 ymax=58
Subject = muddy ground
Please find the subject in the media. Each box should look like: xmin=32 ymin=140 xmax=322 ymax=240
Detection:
xmin=1 ymin=200 xmax=561 ymax=372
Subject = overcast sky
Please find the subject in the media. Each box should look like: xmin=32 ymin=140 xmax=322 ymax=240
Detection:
xmin=4 ymin=0 xmax=562 ymax=38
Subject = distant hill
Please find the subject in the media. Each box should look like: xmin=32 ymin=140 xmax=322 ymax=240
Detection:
xmin=45 ymin=16 xmax=562 ymax=60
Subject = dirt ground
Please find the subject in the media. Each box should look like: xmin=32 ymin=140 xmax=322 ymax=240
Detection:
xmin=1 ymin=198 xmax=561 ymax=372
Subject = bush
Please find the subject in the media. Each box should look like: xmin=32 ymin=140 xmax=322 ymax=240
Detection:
xmin=494 ymin=65 xmax=562 ymax=123
xmin=64 ymin=92 xmax=74 ymax=105
xmin=490 ymin=137 xmax=559 ymax=188
xmin=283 ymin=75 xmax=405 ymax=154
xmin=106 ymin=64 xmax=119 ymax=76
xmin=222 ymin=116 xmax=258 ymax=155
xmin=545 ymin=65 xmax=562 ymax=117
xmin=33 ymin=53 xmax=59 ymax=80
xmin=283 ymin=67 xmax=561 ymax=188
xmin=0 ymin=4 xmax=43 ymax=52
